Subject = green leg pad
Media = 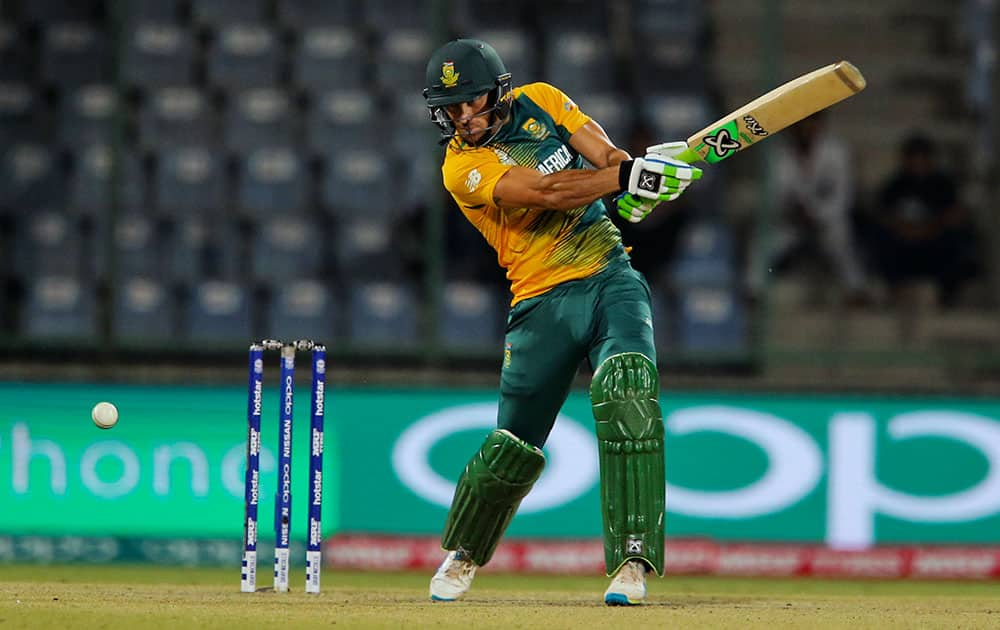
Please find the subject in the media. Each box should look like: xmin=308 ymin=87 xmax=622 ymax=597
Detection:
xmin=441 ymin=429 xmax=546 ymax=566
xmin=590 ymin=352 xmax=665 ymax=576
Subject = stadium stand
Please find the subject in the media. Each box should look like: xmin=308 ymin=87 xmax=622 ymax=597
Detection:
xmin=347 ymin=281 xmax=419 ymax=347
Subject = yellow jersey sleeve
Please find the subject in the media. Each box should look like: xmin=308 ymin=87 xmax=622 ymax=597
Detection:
xmin=441 ymin=146 xmax=511 ymax=211
xmin=514 ymin=82 xmax=591 ymax=135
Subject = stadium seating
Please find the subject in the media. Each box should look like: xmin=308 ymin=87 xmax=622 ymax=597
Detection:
xmin=650 ymin=283 xmax=673 ymax=354
xmin=543 ymin=30 xmax=616 ymax=95
xmin=0 ymin=23 xmax=34 ymax=81
xmin=139 ymin=87 xmax=218 ymax=150
xmin=84 ymin=210 xmax=161 ymax=280
xmin=12 ymin=210 xmax=82 ymax=278
xmin=184 ymin=279 xmax=253 ymax=343
xmin=453 ymin=0 xmax=525 ymax=30
xmin=40 ymin=22 xmax=108 ymax=87
xmin=640 ymin=91 xmax=711 ymax=140
xmin=321 ymin=148 xmax=391 ymax=218
xmin=112 ymin=213 xmax=162 ymax=278
xmin=168 ymin=216 xmax=244 ymax=283
xmin=21 ymin=275 xmax=97 ymax=340
xmin=277 ymin=0 xmax=355 ymax=27
xmin=0 ymin=142 xmax=62 ymax=211
xmin=154 ymin=146 xmax=227 ymax=216
xmin=537 ymin=0 xmax=609 ymax=30
xmin=668 ymin=221 xmax=746 ymax=354
xmin=372 ymin=29 xmax=432 ymax=93
xmin=237 ymin=147 xmax=308 ymax=217
xmin=673 ymin=285 xmax=746 ymax=354
xmin=631 ymin=0 xmax=703 ymax=85
xmin=333 ymin=218 xmax=399 ymax=280
xmin=389 ymin=92 xmax=434 ymax=155
xmin=0 ymin=0 xmax=713 ymax=352
xmin=250 ymin=215 xmax=324 ymax=285
xmin=669 ymin=222 xmax=736 ymax=287
xmin=124 ymin=0 xmax=182 ymax=24
xmin=360 ymin=0 xmax=434 ymax=32
xmin=112 ymin=276 xmax=176 ymax=343
xmin=347 ymin=281 xmax=419 ymax=347
xmin=306 ymin=89 xmax=379 ymax=157
xmin=224 ymin=88 xmax=298 ymax=152
xmin=467 ymin=29 xmax=536 ymax=84
xmin=206 ymin=24 xmax=281 ymax=91
xmin=266 ymin=279 xmax=334 ymax=341
xmin=192 ymin=0 xmax=266 ymax=29
xmin=123 ymin=23 xmax=195 ymax=89
xmin=67 ymin=145 xmax=144 ymax=216
xmin=573 ymin=92 xmax=632 ymax=148
xmin=386 ymin=91 xmax=439 ymax=207
xmin=0 ymin=83 xmax=43 ymax=144
xmin=294 ymin=26 xmax=363 ymax=91
xmin=633 ymin=0 xmax=701 ymax=41
xmin=440 ymin=281 xmax=503 ymax=348
xmin=166 ymin=216 xmax=210 ymax=283
xmin=204 ymin=218 xmax=246 ymax=281
xmin=57 ymin=84 xmax=117 ymax=149
xmin=20 ymin=0 xmax=95 ymax=24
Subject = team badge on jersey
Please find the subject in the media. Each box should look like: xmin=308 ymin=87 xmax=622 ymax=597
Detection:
xmin=521 ymin=118 xmax=549 ymax=141
xmin=440 ymin=61 xmax=460 ymax=88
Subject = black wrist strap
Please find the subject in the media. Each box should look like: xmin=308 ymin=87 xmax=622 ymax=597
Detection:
xmin=618 ymin=160 xmax=634 ymax=192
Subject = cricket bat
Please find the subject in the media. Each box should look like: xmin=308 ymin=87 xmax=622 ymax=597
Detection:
xmin=673 ymin=61 xmax=866 ymax=165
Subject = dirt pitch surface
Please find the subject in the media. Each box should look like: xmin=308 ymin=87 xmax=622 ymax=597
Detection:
xmin=0 ymin=565 xmax=998 ymax=629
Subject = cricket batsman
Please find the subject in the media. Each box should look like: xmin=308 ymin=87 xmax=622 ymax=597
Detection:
xmin=422 ymin=39 xmax=703 ymax=605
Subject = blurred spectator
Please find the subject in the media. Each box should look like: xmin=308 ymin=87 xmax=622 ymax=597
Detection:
xmin=866 ymin=133 xmax=981 ymax=308
xmin=748 ymin=112 xmax=868 ymax=305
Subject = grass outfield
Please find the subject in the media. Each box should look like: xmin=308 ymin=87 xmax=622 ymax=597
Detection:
xmin=0 ymin=565 xmax=998 ymax=629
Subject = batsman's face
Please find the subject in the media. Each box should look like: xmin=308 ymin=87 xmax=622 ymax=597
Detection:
xmin=444 ymin=93 xmax=491 ymax=144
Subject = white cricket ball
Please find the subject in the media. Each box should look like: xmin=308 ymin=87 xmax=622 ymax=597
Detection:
xmin=92 ymin=402 xmax=119 ymax=429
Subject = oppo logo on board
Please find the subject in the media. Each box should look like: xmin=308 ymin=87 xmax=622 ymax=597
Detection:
xmin=392 ymin=404 xmax=1000 ymax=547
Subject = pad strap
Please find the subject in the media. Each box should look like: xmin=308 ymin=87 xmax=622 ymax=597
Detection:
xmin=591 ymin=352 xmax=665 ymax=576
xmin=441 ymin=429 xmax=546 ymax=566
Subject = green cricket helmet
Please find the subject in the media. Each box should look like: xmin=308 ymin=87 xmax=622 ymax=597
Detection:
xmin=423 ymin=38 xmax=512 ymax=146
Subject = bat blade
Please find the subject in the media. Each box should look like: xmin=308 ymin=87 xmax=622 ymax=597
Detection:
xmin=675 ymin=61 xmax=866 ymax=164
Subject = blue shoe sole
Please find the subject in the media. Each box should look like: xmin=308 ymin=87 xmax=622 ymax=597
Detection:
xmin=431 ymin=595 xmax=456 ymax=602
xmin=604 ymin=593 xmax=639 ymax=606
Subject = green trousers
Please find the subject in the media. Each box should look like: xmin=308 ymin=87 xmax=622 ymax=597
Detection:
xmin=497 ymin=260 xmax=657 ymax=447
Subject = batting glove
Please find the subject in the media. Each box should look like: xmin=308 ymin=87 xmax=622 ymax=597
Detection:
xmin=614 ymin=192 xmax=658 ymax=223
xmin=619 ymin=149 xmax=702 ymax=202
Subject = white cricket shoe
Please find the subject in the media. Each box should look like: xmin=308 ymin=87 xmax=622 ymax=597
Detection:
xmin=429 ymin=550 xmax=478 ymax=602
xmin=604 ymin=560 xmax=647 ymax=606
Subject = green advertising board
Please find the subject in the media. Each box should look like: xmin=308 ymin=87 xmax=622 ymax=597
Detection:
xmin=1 ymin=383 xmax=999 ymax=548
xmin=0 ymin=383 xmax=339 ymax=540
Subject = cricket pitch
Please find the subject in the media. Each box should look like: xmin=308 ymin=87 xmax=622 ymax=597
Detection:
xmin=0 ymin=564 xmax=997 ymax=629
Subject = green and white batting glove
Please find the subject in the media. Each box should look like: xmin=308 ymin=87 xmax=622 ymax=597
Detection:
xmin=614 ymin=192 xmax=658 ymax=223
xmin=618 ymin=142 xmax=703 ymax=203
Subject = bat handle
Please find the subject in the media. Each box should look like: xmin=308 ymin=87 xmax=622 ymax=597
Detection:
xmin=645 ymin=141 xmax=701 ymax=165
xmin=673 ymin=147 xmax=702 ymax=164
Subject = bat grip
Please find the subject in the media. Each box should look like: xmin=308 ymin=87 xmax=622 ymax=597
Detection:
xmin=673 ymin=147 xmax=702 ymax=164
